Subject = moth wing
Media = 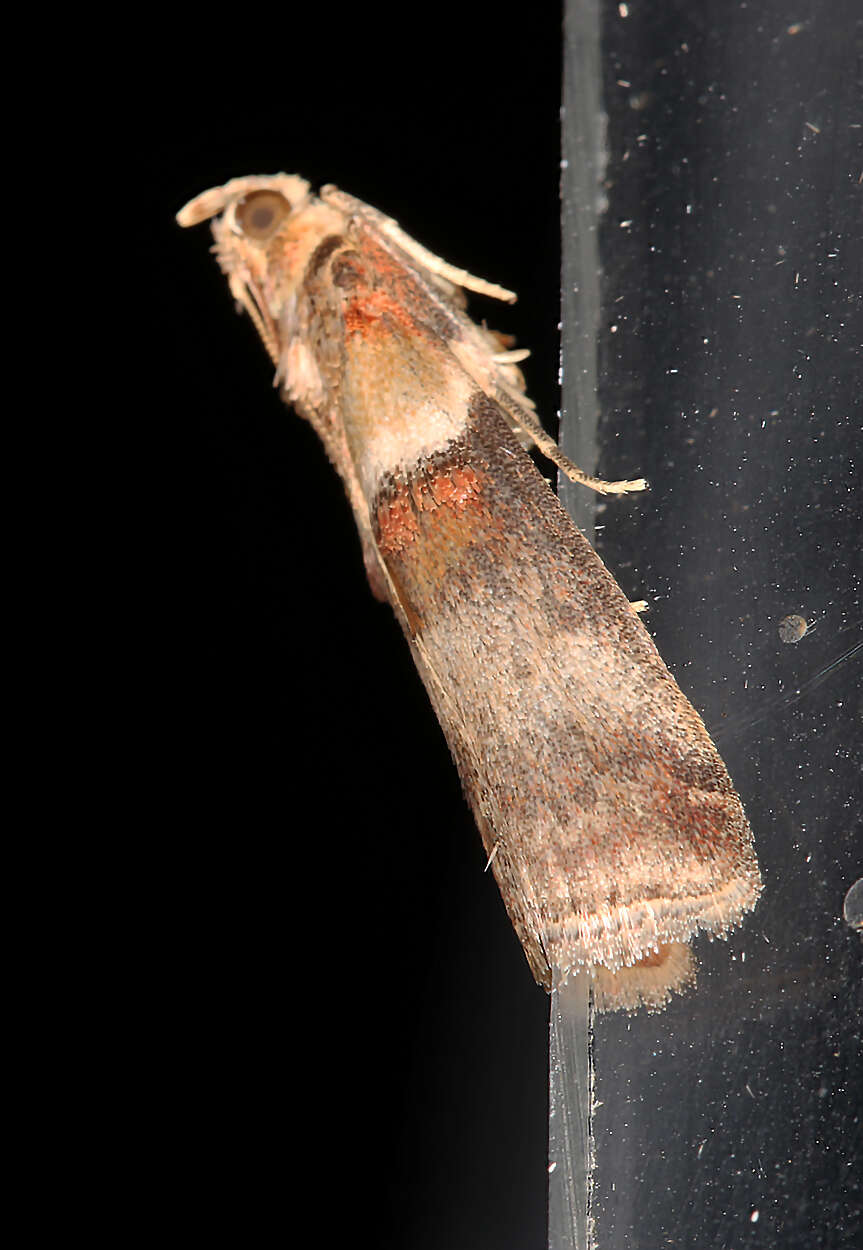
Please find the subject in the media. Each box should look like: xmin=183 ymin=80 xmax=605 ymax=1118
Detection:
xmin=302 ymin=217 xmax=761 ymax=1004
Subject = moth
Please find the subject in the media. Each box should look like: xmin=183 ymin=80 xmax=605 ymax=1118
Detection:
xmin=178 ymin=175 xmax=762 ymax=1010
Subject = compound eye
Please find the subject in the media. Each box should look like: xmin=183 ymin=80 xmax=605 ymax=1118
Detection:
xmin=235 ymin=190 xmax=291 ymax=240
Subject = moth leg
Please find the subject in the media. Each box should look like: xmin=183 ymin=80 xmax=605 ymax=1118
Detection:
xmin=491 ymin=347 xmax=531 ymax=365
xmin=494 ymin=389 xmax=648 ymax=495
xmin=320 ymin=186 xmax=518 ymax=304
xmin=531 ymin=422 xmax=647 ymax=496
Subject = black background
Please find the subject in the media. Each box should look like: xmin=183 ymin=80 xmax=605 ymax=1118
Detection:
xmin=140 ymin=9 xmax=563 ymax=1248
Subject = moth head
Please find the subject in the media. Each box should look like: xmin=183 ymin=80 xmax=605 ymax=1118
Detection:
xmin=176 ymin=173 xmax=310 ymax=230
xmin=176 ymin=174 xmax=312 ymax=367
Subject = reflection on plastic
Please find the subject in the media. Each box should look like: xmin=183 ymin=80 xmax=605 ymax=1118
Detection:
xmin=548 ymin=972 xmax=592 ymax=1250
xmin=843 ymin=880 xmax=863 ymax=932
xmin=562 ymin=0 xmax=862 ymax=1245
